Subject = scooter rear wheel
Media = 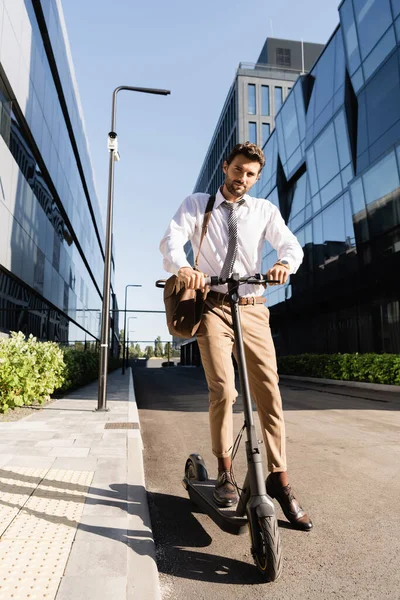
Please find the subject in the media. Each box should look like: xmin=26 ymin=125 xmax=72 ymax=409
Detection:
xmin=252 ymin=516 xmax=283 ymax=582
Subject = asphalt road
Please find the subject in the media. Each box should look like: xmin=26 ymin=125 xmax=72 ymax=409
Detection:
xmin=134 ymin=361 xmax=400 ymax=600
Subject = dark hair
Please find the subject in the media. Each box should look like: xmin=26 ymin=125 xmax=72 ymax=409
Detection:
xmin=225 ymin=142 xmax=266 ymax=171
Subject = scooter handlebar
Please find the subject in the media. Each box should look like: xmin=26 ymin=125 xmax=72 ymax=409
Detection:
xmin=155 ymin=274 xmax=281 ymax=289
xmin=204 ymin=274 xmax=280 ymax=286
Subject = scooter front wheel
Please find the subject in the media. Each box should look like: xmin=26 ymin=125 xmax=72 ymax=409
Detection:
xmin=252 ymin=516 xmax=283 ymax=582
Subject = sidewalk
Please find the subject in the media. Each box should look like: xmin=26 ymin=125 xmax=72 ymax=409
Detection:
xmin=0 ymin=369 xmax=160 ymax=600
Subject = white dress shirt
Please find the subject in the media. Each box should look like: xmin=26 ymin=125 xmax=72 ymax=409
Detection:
xmin=160 ymin=189 xmax=304 ymax=296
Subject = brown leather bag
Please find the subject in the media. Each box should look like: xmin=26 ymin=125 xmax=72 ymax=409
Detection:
xmin=162 ymin=195 xmax=215 ymax=339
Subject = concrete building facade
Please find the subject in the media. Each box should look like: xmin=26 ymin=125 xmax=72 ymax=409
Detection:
xmin=193 ymin=38 xmax=324 ymax=196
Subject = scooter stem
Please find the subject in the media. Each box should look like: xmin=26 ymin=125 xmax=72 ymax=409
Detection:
xmin=228 ymin=275 xmax=269 ymax=504
xmin=228 ymin=274 xmax=255 ymax=432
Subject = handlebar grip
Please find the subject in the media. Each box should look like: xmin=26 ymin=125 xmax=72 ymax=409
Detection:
xmin=204 ymin=276 xmax=219 ymax=286
xmin=155 ymin=280 xmax=166 ymax=288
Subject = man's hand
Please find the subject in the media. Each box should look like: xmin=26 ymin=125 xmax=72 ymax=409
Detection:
xmin=177 ymin=267 xmax=206 ymax=291
xmin=266 ymin=264 xmax=290 ymax=285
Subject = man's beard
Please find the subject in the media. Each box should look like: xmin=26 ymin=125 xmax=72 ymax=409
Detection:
xmin=225 ymin=176 xmax=247 ymax=198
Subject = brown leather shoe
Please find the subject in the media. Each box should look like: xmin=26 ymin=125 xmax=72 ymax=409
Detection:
xmin=213 ymin=471 xmax=239 ymax=507
xmin=266 ymin=474 xmax=313 ymax=531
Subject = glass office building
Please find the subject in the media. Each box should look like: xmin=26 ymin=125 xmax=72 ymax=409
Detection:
xmin=0 ymin=0 xmax=118 ymax=350
xmin=180 ymin=0 xmax=400 ymax=364
xmin=255 ymin=0 xmax=400 ymax=355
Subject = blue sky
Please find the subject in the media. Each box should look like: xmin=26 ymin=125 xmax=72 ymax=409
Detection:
xmin=62 ymin=0 xmax=340 ymax=347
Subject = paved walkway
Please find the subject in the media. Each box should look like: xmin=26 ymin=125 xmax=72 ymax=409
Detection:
xmin=0 ymin=369 xmax=160 ymax=600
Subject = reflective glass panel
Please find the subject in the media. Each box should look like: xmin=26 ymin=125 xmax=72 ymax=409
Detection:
xmin=334 ymin=110 xmax=351 ymax=169
xmin=306 ymin=147 xmax=320 ymax=197
xmin=363 ymin=27 xmax=396 ymax=80
xmin=353 ymin=0 xmax=392 ymax=59
xmin=314 ymin=123 xmax=340 ymax=189
xmin=350 ymin=177 xmax=366 ymax=214
xmin=320 ymin=174 xmax=343 ymax=207
xmin=290 ymin=173 xmax=307 ymax=217
xmin=343 ymin=193 xmax=356 ymax=245
xmin=248 ymin=84 xmax=256 ymax=114
xmin=334 ymin=29 xmax=346 ymax=93
xmin=267 ymin=187 xmax=280 ymax=209
xmin=274 ymin=87 xmax=283 ymax=114
xmin=276 ymin=114 xmax=287 ymax=164
xmin=351 ymin=67 xmax=364 ymax=93
xmin=259 ymin=132 xmax=277 ymax=193
xmin=396 ymin=15 xmax=400 ymax=40
xmin=281 ymin=94 xmax=300 ymax=159
xmin=312 ymin=193 xmax=321 ymax=215
xmin=262 ymin=123 xmax=270 ymax=147
xmin=392 ymin=0 xmax=400 ymax=17
xmin=339 ymin=0 xmax=361 ymax=74
xmin=313 ymin=213 xmax=323 ymax=244
xmin=294 ymin=84 xmax=306 ymax=141
xmin=363 ymin=151 xmax=399 ymax=205
xmin=249 ymin=122 xmax=257 ymax=144
xmin=363 ymin=53 xmax=400 ymax=150
xmin=314 ymin=42 xmax=335 ymax=118
xmin=262 ymin=86 xmax=270 ymax=116
xmin=322 ymin=197 xmax=345 ymax=242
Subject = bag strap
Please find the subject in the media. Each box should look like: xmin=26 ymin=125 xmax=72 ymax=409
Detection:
xmin=194 ymin=194 xmax=216 ymax=269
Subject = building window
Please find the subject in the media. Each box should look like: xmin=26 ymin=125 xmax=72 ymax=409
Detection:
xmin=249 ymin=122 xmax=257 ymax=144
xmin=353 ymin=0 xmax=392 ymax=60
xmin=274 ymin=87 xmax=283 ymax=114
xmin=262 ymin=123 xmax=270 ymax=147
xmin=248 ymin=84 xmax=256 ymax=115
xmin=261 ymin=85 xmax=270 ymax=116
xmin=276 ymin=47 xmax=292 ymax=67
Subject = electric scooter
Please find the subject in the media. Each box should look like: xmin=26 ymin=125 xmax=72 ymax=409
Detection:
xmin=156 ymin=273 xmax=283 ymax=582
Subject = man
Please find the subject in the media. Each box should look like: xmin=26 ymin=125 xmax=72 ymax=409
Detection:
xmin=160 ymin=142 xmax=312 ymax=531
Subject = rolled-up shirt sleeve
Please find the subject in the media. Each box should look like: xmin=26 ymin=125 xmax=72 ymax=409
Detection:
xmin=265 ymin=205 xmax=304 ymax=274
xmin=159 ymin=195 xmax=198 ymax=275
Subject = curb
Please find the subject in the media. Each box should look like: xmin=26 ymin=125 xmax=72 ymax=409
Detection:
xmin=127 ymin=368 xmax=161 ymax=600
xmin=280 ymin=374 xmax=400 ymax=393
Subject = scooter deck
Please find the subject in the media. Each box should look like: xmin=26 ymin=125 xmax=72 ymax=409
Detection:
xmin=184 ymin=478 xmax=248 ymax=535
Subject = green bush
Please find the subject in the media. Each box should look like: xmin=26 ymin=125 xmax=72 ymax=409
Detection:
xmin=0 ymin=332 xmax=122 ymax=412
xmin=277 ymin=353 xmax=400 ymax=386
xmin=0 ymin=332 xmax=65 ymax=413
xmin=56 ymin=346 xmax=122 ymax=394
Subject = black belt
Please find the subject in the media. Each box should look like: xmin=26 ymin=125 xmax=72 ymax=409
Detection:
xmin=207 ymin=291 xmax=266 ymax=306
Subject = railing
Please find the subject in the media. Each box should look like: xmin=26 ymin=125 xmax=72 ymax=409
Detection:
xmin=238 ymin=61 xmax=303 ymax=74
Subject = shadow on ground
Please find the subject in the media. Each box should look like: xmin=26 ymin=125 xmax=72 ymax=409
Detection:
xmin=147 ymin=491 xmax=266 ymax=584
xmin=133 ymin=364 xmax=400 ymax=412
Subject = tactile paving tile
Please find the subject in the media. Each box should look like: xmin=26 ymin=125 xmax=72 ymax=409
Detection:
xmin=0 ymin=507 xmax=19 ymax=537
xmin=3 ymin=471 xmax=94 ymax=542
xmin=0 ymin=467 xmax=95 ymax=599
xmin=38 ymin=469 xmax=94 ymax=496
xmin=0 ymin=539 xmax=71 ymax=578
xmin=0 ymin=467 xmax=48 ymax=508
xmin=0 ymin=576 xmax=61 ymax=599
xmin=2 ymin=509 xmax=80 ymax=543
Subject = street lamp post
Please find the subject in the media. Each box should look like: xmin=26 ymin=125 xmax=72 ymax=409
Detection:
xmin=122 ymin=285 xmax=141 ymax=375
xmin=125 ymin=316 xmax=137 ymax=369
xmin=97 ymin=85 xmax=170 ymax=412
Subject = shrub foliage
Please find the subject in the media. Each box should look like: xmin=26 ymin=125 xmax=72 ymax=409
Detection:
xmin=277 ymin=353 xmax=400 ymax=386
xmin=0 ymin=332 xmax=122 ymax=413
xmin=0 ymin=332 xmax=65 ymax=412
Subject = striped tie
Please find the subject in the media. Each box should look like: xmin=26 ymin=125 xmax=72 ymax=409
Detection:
xmin=220 ymin=199 xmax=245 ymax=279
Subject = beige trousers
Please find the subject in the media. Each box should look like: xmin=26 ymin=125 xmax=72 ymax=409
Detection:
xmin=196 ymin=296 xmax=287 ymax=473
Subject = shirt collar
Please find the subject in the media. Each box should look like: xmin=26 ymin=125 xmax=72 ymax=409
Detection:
xmin=215 ymin=188 xmax=250 ymax=209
